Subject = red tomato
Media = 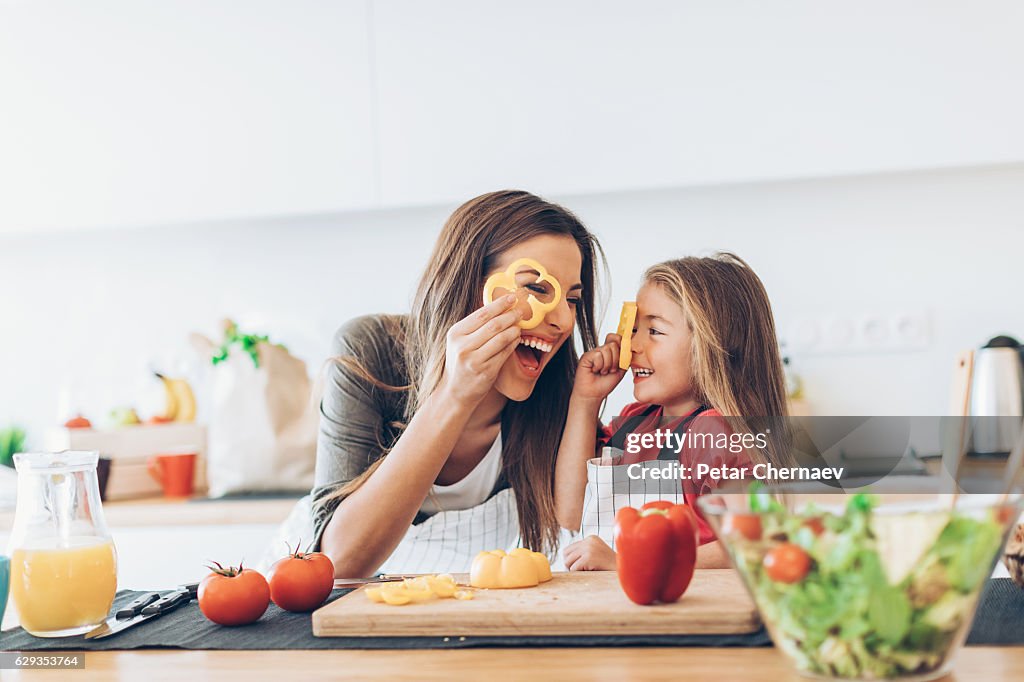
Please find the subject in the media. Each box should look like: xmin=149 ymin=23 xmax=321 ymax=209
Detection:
xmin=802 ymin=517 xmax=825 ymax=536
xmin=722 ymin=513 xmax=762 ymax=541
xmin=268 ymin=549 xmax=335 ymax=612
xmin=763 ymin=543 xmax=811 ymax=583
xmin=198 ymin=563 xmax=270 ymax=626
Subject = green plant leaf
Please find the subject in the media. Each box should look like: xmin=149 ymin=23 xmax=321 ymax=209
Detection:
xmin=0 ymin=425 xmax=27 ymax=468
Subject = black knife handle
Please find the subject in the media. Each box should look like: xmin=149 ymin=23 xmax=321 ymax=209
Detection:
xmin=140 ymin=589 xmax=191 ymax=616
xmin=116 ymin=592 xmax=162 ymax=619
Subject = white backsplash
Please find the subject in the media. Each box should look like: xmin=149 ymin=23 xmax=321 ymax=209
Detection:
xmin=2 ymin=164 xmax=1023 ymax=452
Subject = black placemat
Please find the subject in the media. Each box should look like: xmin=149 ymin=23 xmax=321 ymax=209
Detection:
xmin=966 ymin=578 xmax=1024 ymax=645
xmin=3 ymin=579 xmax=1022 ymax=651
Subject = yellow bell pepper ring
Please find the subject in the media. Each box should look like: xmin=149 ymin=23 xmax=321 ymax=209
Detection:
xmin=482 ymin=258 xmax=563 ymax=330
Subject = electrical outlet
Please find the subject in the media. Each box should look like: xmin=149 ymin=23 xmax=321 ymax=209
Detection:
xmin=786 ymin=311 xmax=930 ymax=355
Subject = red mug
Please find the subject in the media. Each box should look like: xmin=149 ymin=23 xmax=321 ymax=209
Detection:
xmin=147 ymin=451 xmax=197 ymax=498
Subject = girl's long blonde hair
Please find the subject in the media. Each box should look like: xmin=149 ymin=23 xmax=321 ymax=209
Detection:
xmin=644 ymin=252 xmax=795 ymax=468
xmin=317 ymin=190 xmax=606 ymax=553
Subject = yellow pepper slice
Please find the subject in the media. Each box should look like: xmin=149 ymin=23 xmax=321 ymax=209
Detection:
xmin=426 ymin=574 xmax=457 ymax=598
xmin=482 ymin=258 xmax=563 ymax=330
xmin=364 ymin=573 xmax=466 ymax=605
xmin=401 ymin=577 xmax=436 ymax=602
xmin=616 ymin=301 xmax=638 ymax=370
xmin=380 ymin=587 xmax=412 ymax=605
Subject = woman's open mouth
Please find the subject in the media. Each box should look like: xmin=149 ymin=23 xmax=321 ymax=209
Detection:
xmin=514 ymin=335 xmax=555 ymax=377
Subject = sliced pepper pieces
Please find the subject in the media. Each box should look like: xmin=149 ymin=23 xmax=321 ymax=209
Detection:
xmin=616 ymin=301 xmax=637 ymax=370
xmin=364 ymin=574 xmax=462 ymax=606
xmin=614 ymin=500 xmax=699 ymax=605
xmin=482 ymin=258 xmax=563 ymax=330
xmin=469 ymin=548 xmax=553 ymax=589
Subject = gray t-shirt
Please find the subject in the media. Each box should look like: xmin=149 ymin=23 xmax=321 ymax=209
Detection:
xmin=310 ymin=313 xmax=508 ymax=551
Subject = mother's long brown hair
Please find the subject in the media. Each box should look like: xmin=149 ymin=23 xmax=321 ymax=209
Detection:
xmin=319 ymin=190 xmax=605 ymax=554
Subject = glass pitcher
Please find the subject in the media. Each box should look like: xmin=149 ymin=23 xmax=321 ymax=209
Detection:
xmin=7 ymin=451 xmax=118 ymax=637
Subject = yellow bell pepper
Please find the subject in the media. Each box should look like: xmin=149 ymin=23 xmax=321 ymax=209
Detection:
xmin=469 ymin=548 xmax=553 ymax=589
xmin=482 ymin=258 xmax=562 ymax=330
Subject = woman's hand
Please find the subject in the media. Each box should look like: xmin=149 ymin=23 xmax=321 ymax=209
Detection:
xmin=439 ymin=294 xmax=523 ymax=408
xmin=563 ymin=535 xmax=617 ymax=571
xmin=572 ymin=333 xmax=626 ymax=402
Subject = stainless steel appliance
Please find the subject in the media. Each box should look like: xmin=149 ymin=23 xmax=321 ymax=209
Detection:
xmin=970 ymin=335 xmax=1024 ymax=454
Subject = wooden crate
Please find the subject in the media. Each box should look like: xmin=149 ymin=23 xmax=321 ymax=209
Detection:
xmin=43 ymin=423 xmax=208 ymax=499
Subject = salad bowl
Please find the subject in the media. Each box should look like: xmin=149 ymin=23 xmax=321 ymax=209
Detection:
xmin=699 ymin=478 xmax=1021 ymax=681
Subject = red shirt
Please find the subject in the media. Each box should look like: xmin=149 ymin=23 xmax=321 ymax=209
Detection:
xmin=598 ymin=402 xmax=750 ymax=545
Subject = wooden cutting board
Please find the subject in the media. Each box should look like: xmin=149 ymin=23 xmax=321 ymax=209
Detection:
xmin=312 ymin=569 xmax=760 ymax=637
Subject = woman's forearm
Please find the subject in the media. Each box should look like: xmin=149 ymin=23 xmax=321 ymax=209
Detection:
xmin=554 ymin=394 xmax=603 ymax=530
xmin=320 ymin=386 xmax=476 ymax=577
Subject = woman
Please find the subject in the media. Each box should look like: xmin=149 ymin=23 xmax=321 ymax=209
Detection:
xmin=311 ymin=190 xmax=605 ymax=577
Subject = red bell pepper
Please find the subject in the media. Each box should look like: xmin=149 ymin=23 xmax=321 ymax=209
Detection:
xmin=614 ymin=500 xmax=699 ymax=605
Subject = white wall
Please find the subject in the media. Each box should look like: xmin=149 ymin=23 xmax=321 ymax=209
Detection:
xmin=4 ymin=1 xmax=1024 ymax=231
xmin=3 ymin=163 xmax=1022 ymax=451
xmin=0 ymin=0 xmax=375 ymax=231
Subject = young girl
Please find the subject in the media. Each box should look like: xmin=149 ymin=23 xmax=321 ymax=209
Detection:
xmin=554 ymin=252 xmax=791 ymax=571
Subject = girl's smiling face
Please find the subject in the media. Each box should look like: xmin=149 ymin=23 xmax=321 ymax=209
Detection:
xmin=489 ymin=234 xmax=583 ymax=401
xmin=630 ymin=282 xmax=701 ymax=415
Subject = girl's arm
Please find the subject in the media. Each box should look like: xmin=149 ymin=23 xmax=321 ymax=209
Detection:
xmin=554 ymin=333 xmax=625 ymax=530
xmin=319 ymin=297 xmax=522 ymax=577
xmin=564 ymin=536 xmax=730 ymax=571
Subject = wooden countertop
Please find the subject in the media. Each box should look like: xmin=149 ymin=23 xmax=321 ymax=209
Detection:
xmin=3 ymin=647 xmax=1023 ymax=680
xmin=0 ymin=495 xmax=299 ymax=529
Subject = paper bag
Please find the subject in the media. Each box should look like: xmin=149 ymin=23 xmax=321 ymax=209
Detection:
xmin=192 ymin=324 xmax=318 ymax=497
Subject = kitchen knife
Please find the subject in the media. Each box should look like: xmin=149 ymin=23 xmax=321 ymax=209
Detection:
xmin=85 ymin=583 xmax=199 ymax=639
xmin=114 ymin=592 xmax=162 ymax=619
xmin=332 ymin=574 xmax=420 ymax=588
xmin=84 ymin=591 xmax=162 ymax=639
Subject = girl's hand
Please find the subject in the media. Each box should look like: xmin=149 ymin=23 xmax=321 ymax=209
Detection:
xmin=563 ymin=535 xmax=617 ymax=571
xmin=439 ymin=294 xmax=522 ymax=408
xmin=573 ymin=333 xmax=626 ymax=402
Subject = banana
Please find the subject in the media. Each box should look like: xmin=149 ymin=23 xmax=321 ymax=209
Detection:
xmin=154 ymin=373 xmax=196 ymax=422
xmin=154 ymin=372 xmax=179 ymax=421
xmin=169 ymin=378 xmax=196 ymax=422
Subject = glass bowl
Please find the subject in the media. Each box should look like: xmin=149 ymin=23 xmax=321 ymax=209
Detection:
xmin=698 ymin=478 xmax=1021 ymax=681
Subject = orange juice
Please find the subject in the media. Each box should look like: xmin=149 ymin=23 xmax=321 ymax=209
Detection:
xmin=11 ymin=536 xmax=117 ymax=635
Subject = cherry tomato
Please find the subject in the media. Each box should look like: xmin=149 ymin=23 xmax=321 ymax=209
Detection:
xmin=802 ymin=517 xmax=825 ymax=536
xmin=198 ymin=562 xmax=270 ymax=626
xmin=722 ymin=513 xmax=762 ymax=541
xmin=763 ymin=543 xmax=811 ymax=583
xmin=996 ymin=505 xmax=1018 ymax=525
xmin=268 ymin=548 xmax=336 ymax=612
